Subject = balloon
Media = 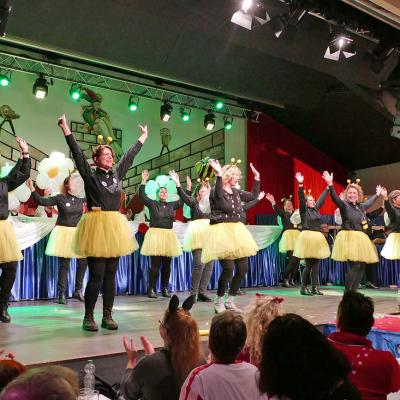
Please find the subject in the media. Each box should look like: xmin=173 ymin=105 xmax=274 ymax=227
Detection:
xmin=0 ymin=163 xmax=13 ymax=178
xmin=37 ymin=158 xmax=51 ymax=175
xmin=165 ymin=180 xmax=177 ymax=195
xmin=8 ymin=193 xmax=20 ymax=211
xmin=290 ymin=209 xmax=301 ymax=225
xmin=36 ymin=173 xmax=51 ymax=189
xmin=384 ymin=212 xmax=390 ymax=227
xmin=155 ymin=175 xmax=170 ymax=187
xmin=144 ymin=180 xmax=159 ymax=199
xmin=14 ymin=185 xmax=31 ymax=202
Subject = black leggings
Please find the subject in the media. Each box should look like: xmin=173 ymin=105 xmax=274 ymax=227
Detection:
xmin=84 ymin=257 xmax=119 ymax=314
xmin=284 ymin=251 xmax=300 ymax=279
xmin=345 ymin=261 xmax=365 ymax=292
xmin=217 ymin=257 xmax=248 ymax=297
xmin=0 ymin=262 xmax=18 ymax=305
xmin=301 ymin=258 xmax=320 ymax=288
xmin=149 ymin=256 xmax=171 ymax=290
xmin=58 ymin=258 xmax=87 ymax=293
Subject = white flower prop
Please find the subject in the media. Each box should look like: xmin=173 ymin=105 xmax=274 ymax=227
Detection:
xmin=0 ymin=163 xmax=31 ymax=211
xmin=36 ymin=152 xmax=74 ymax=194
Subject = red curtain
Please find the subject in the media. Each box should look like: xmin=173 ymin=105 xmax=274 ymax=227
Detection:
xmin=246 ymin=114 xmax=348 ymax=223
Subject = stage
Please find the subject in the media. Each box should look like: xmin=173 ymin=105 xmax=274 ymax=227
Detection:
xmin=3 ymin=286 xmax=399 ymax=367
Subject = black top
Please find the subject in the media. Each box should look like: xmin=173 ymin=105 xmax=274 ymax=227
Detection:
xmin=177 ymin=187 xmax=210 ymax=220
xmin=139 ymin=185 xmax=183 ymax=229
xmin=385 ymin=200 xmax=400 ymax=233
xmin=209 ymin=177 xmax=260 ymax=225
xmin=32 ymin=191 xmax=85 ymax=227
xmin=0 ymin=158 xmax=31 ymax=220
xmin=298 ymin=186 xmax=328 ymax=231
xmin=273 ymin=204 xmax=296 ymax=231
xmin=329 ymin=186 xmax=379 ymax=231
xmin=240 ymin=198 xmax=260 ymax=224
xmin=65 ymin=134 xmax=142 ymax=211
xmin=119 ymin=349 xmax=181 ymax=400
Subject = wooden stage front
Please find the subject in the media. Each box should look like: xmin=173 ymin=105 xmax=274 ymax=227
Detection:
xmin=2 ymin=287 xmax=399 ymax=367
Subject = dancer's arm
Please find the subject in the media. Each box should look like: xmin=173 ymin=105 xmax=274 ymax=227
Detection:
xmin=295 ymin=172 xmax=306 ymax=214
xmin=139 ymin=170 xmax=156 ymax=207
xmin=27 ymin=179 xmax=59 ymax=206
xmin=5 ymin=137 xmax=31 ymax=192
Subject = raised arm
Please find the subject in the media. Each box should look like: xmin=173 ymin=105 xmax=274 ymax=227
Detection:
xmin=360 ymin=185 xmax=382 ymax=211
xmin=59 ymin=115 xmax=92 ymax=180
xmin=168 ymin=170 xmax=191 ymax=210
xmin=139 ymin=170 xmax=156 ymax=208
xmin=295 ymin=172 xmax=307 ymax=214
xmin=381 ymin=188 xmax=396 ymax=224
xmin=116 ymin=125 xmax=147 ymax=179
xmin=5 ymin=137 xmax=31 ymax=192
xmin=177 ymin=187 xmax=197 ymax=208
xmin=209 ymin=160 xmax=224 ymax=199
xmin=315 ymin=187 xmax=329 ymax=211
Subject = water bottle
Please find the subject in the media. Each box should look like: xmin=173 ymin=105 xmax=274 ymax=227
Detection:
xmin=83 ymin=359 xmax=96 ymax=391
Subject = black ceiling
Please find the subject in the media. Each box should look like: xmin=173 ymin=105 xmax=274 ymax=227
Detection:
xmin=2 ymin=0 xmax=400 ymax=170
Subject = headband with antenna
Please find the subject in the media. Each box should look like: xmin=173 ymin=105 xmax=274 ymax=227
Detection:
xmin=97 ymin=135 xmax=113 ymax=145
xmin=281 ymin=195 xmax=293 ymax=203
xmin=347 ymin=178 xmax=361 ymax=185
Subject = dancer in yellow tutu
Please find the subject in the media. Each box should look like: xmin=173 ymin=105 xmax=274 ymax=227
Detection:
xmin=58 ymin=114 xmax=147 ymax=331
xmin=293 ymin=172 xmax=330 ymax=296
xmin=322 ymin=171 xmax=382 ymax=292
xmin=266 ymin=193 xmax=300 ymax=288
xmin=380 ymin=188 xmax=400 ymax=260
xmin=170 ymin=172 xmax=213 ymax=303
xmin=140 ymin=170 xmax=183 ymax=299
xmin=202 ymin=159 xmax=260 ymax=313
xmin=27 ymin=176 xmax=87 ymax=304
xmin=0 ymin=136 xmax=30 ymax=323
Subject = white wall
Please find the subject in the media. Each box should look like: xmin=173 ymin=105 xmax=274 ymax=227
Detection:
xmin=0 ymin=70 xmax=246 ymax=174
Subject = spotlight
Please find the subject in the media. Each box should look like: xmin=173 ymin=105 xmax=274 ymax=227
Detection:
xmin=160 ymin=102 xmax=173 ymax=122
xmin=69 ymin=84 xmax=81 ymax=101
xmin=33 ymin=73 xmax=48 ymax=99
xmin=0 ymin=71 xmax=10 ymax=87
xmin=324 ymin=33 xmax=356 ymax=61
xmin=128 ymin=95 xmax=139 ymax=112
xmin=214 ymin=100 xmax=224 ymax=110
xmin=180 ymin=108 xmax=191 ymax=122
xmin=224 ymin=116 xmax=233 ymax=131
xmin=204 ymin=111 xmax=215 ymax=131
xmin=231 ymin=0 xmax=270 ymax=30
xmin=269 ymin=16 xmax=287 ymax=38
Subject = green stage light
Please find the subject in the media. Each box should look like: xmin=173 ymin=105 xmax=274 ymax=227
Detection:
xmin=69 ymin=84 xmax=81 ymax=101
xmin=224 ymin=116 xmax=233 ymax=130
xmin=180 ymin=108 xmax=191 ymax=122
xmin=215 ymin=100 xmax=224 ymax=110
xmin=0 ymin=75 xmax=10 ymax=87
xmin=128 ymin=95 xmax=139 ymax=112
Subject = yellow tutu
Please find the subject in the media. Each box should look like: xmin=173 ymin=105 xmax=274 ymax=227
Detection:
xmin=46 ymin=226 xmax=83 ymax=258
xmin=141 ymin=227 xmax=182 ymax=257
xmin=72 ymin=211 xmax=138 ymax=258
xmin=201 ymin=222 xmax=258 ymax=264
xmin=183 ymin=219 xmax=210 ymax=252
xmin=279 ymin=229 xmax=300 ymax=253
xmin=381 ymin=233 xmax=400 ymax=260
xmin=331 ymin=230 xmax=378 ymax=263
xmin=0 ymin=220 xmax=22 ymax=263
xmin=293 ymin=230 xmax=330 ymax=260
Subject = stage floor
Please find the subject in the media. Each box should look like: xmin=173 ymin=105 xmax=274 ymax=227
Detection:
xmin=2 ymin=286 xmax=399 ymax=366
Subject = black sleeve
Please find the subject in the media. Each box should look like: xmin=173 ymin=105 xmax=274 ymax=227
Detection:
xmin=32 ymin=191 xmax=60 ymax=207
xmin=116 ymin=140 xmax=143 ymax=179
xmin=367 ymin=206 xmax=383 ymax=219
xmin=329 ymin=186 xmax=347 ymax=212
xmin=239 ymin=179 xmax=260 ymax=202
xmin=360 ymin=194 xmax=379 ymax=211
xmin=298 ymin=186 xmax=306 ymax=214
xmin=384 ymin=200 xmax=397 ymax=224
xmin=5 ymin=158 xmax=31 ymax=192
xmin=171 ymin=198 xmax=184 ymax=210
xmin=65 ymin=135 xmax=92 ymax=181
xmin=272 ymin=204 xmax=286 ymax=218
xmin=213 ymin=176 xmax=224 ymax=199
xmin=119 ymin=368 xmax=143 ymax=400
xmin=315 ymin=187 xmax=329 ymax=210
xmin=177 ymin=187 xmax=197 ymax=208
xmin=243 ymin=198 xmax=259 ymax=212
xmin=139 ymin=184 xmax=156 ymax=208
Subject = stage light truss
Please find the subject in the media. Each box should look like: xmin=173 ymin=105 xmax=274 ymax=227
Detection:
xmin=0 ymin=52 xmax=263 ymax=121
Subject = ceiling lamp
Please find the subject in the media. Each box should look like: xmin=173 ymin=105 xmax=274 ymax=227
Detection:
xmin=231 ymin=0 xmax=270 ymax=30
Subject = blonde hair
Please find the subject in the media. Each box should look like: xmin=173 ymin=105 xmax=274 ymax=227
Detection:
xmin=389 ymin=190 xmax=400 ymax=206
xmin=344 ymin=184 xmax=363 ymax=202
xmin=221 ymin=164 xmax=242 ymax=183
xmin=244 ymin=296 xmax=283 ymax=366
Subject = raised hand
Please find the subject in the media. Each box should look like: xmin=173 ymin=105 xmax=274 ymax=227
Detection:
xmin=57 ymin=114 xmax=71 ymax=136
xmin=209 ymin=159 xmax=221 ymax=174
xmin=249 ymin=163 xmax=260 ymax=180
xmin=169 ymin=170 xmax=180 ymax=187
xmin=26 ymin=179 xmax=35 ymax=192
xmin=381 ymin=187 xmax=388 ymax=200
xmin=123 ymin=336 xmax=138 ymax=365
xmin=142 ymin=170 xmax=149 ymax=183
xmin=376 ymin=185 xmax=383 ymax=196
xmin=258 ymin=191 xmax=265 ymax=201
xmin=265 ymin=193 xmax=275 ymax=205
xmin=322 ymin=171 xmax=333 ymax=186
xmin=186 ymin=176 xmax=192 ymax=191
xmin=295 ymin=172 xmax=304 ymax=184
xmin=138 ymin=124 xmax=148 ymax=144
xmin=140 ymin=335 xmax=155 ymax=355
xmin=16 ymin=137 xmax=29 ymax=154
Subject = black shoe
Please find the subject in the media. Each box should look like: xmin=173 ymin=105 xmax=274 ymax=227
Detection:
xmin=300 ymin=287 xmax=314 ymax=296
xmin=0 ymin=304 xmax=11 ymax=323
xmin=82 ymin=313 xmax=98 ymax=332
xmin=162 ymin=288 xmax=171 ymax=298
xmin=281 ymin=279 xmax=291 ymax=288
xmin=58 ymin=292 xmax=67 ymax=305
xmin=311 ymin=287 xmax=324 ymax=295
xmin=366 ymin=282 xmax=378 ymax=289
xmin=197 ymin=293 xmax=213 ymax=302
xmin=72 ymin=290 xmax=84 ymax=302
xmin=101 ymin=308 xmax=118 ymax=330
xmin=148 ymin=288 xmax=157 ymax=299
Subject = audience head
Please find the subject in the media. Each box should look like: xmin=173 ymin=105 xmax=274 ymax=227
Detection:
xmin=244 ymin=295 xmax=282 ymax=366
xmin=0 ymin=365 xmax=78 ymax=400
xmin=389 ymin=189 xmax=400 ymax=208
xmin=159 ymin=295 xmax=204 ymax=383
xmin=337 ymin=292 xmax=374 ymax=337
xmin=0 ymin=360 xmax=26 ymax=391
xmin=209 ymin=311 xmax=247 ymax=364
xmin=259 ymin=313 xmax=351 ymax=400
